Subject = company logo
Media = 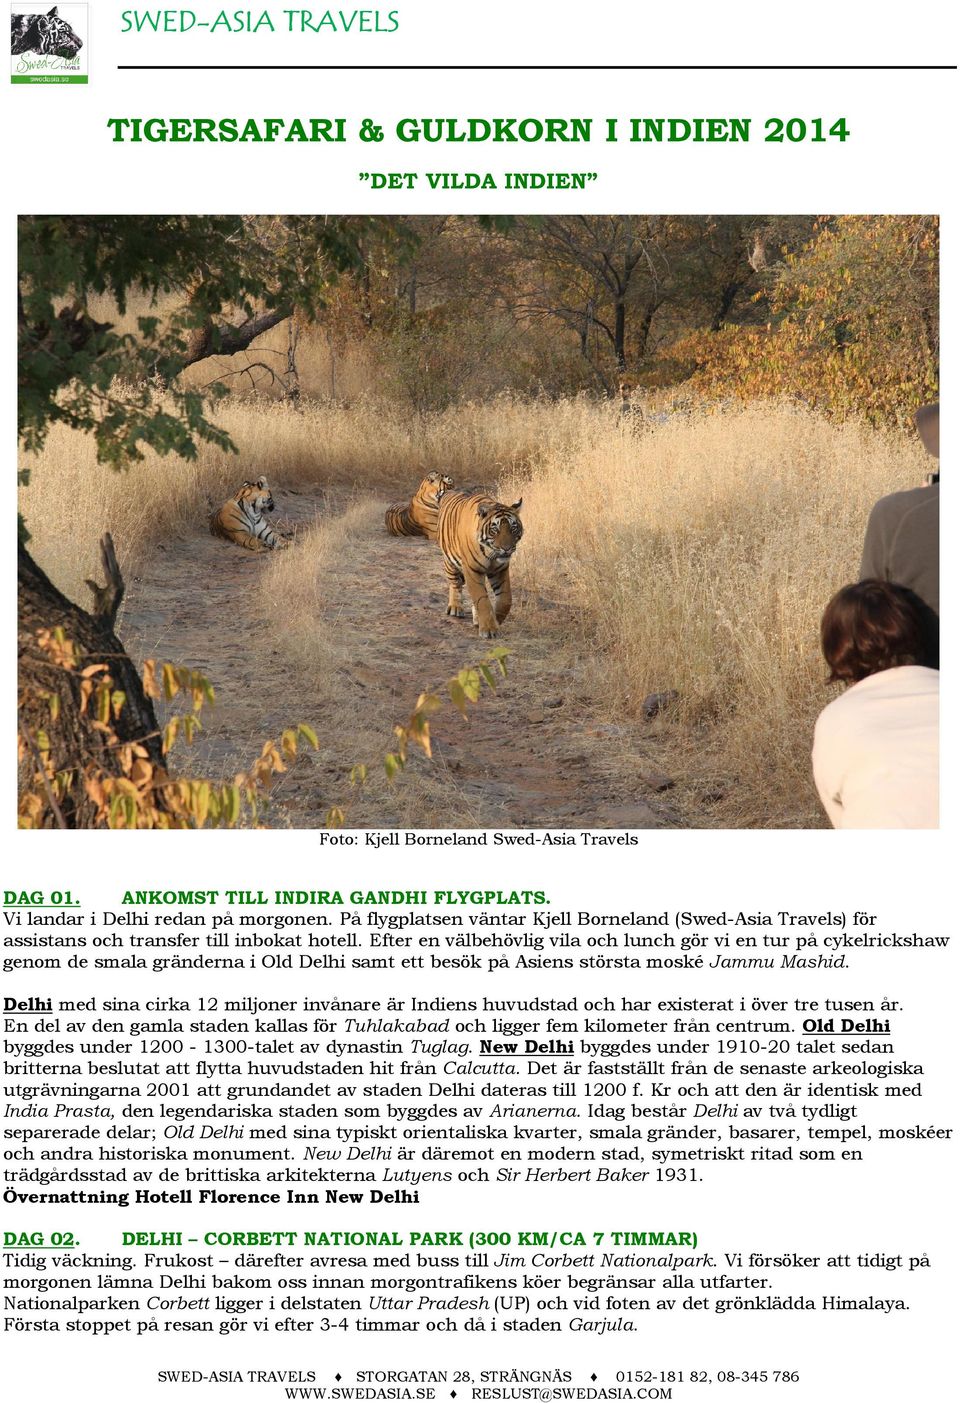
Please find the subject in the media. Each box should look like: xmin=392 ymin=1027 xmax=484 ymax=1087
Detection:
xmin=11 ymin=4 xmax=88 ymax=83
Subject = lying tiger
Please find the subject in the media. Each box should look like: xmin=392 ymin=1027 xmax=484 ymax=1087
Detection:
xmin=435 ymin=489 xmax=523 ymax=638
xmin=209 ymin=477 xmax=284 ymax=552
xmin=384 ymin=471 xmax=453 ymax=541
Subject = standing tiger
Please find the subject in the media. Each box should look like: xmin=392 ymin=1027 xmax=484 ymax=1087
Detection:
xmin=209 ymin=477 xmax=283 ymax=552
xmin=384 ymin=472 xmax=453 ymax=541
xmin=435 ymin=489 xmax=523 ymax=638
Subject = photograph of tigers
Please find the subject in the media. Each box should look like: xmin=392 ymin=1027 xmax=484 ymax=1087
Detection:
xmin=17 ymin=214 xmax=938 ymax=830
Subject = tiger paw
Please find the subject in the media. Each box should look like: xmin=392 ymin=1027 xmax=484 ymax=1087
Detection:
xmin=478 ymin=626 xmax=500 ymax=639
xmin=446 ymin=606 xmax=467 ymax=618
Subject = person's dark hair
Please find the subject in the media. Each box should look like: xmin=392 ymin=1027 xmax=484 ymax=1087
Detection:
xmin=821 ymin=580 xmax=932 ymax=684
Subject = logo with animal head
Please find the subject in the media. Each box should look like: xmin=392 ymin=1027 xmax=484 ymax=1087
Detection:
xmin=11 ymin=5 xmax=88 ymax=82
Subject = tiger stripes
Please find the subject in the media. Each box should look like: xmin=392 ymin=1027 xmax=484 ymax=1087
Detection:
xmin=209 ymin=477 xmax=283 ymax=552
xmin=435 ymin=489 xmax=523 ymax=638
xmin=384 ymin=472 xmax=453 ymax=541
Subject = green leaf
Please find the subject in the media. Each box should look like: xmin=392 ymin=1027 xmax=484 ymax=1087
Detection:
xmin=193 ymin=782 xmax=211 ymax=828
xmin=413 ymin=693 xmax=442 ymax=716
xmin=96 ymin=685 xmax=112 ymax=725
xmin=222 ymin=784 xmax=241 ymax=826
xmin=487 ymin=646 xmax=510 ymax=677
xmin=458 ymin=668 xmax=481 ymax=703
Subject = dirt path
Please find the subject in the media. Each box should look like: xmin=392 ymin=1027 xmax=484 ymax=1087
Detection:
xmin=121 ymin=487 xmax=682 ymax=829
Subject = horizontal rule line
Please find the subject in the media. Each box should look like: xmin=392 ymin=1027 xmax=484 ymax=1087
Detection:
xmin=115 ymin=64 xmax=958 ymax=71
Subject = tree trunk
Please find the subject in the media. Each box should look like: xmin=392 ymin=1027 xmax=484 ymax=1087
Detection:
xmin=635 ymin=299 xmax=659 ymax=361
xmin=614 ymin=299 xmax=626 ymax=371
xmin=284 ymin=318 xmax=302 ymax=407
xmin=580 ymin=299 xmax=594 ymax=358
xmin=358 ymin=246 xmax=374 ymax=330
xmin=710 ymin=280 xmax=744 ymax=332
xmin=18 ymin=542 xmax=167 ymax=828
xmin=181 ymin=305 xmax=291 ymax=368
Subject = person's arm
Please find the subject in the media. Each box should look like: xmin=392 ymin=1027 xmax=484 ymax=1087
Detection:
xmin=859 ymin=496 xmax=893 ymax=581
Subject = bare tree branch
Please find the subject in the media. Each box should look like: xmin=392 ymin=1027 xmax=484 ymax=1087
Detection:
xmin=181 ymin=306 xmax=291 ymax=368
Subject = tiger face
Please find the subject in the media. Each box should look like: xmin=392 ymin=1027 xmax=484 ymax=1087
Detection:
xmin=11 ymin=7 xmax=83 ymax=57
xmin=241 ymin=476 xmax=275 ymax=514
xmin=476 ymin=499 xmax=523 ymax=565
xmin=423 ymin=471 xmax=453 ymax=504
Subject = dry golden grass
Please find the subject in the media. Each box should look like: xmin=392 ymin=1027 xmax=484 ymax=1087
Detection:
xmin=19 ymin=399 xmax=412 ymax=602
xmin=503 ymin=402 xmax=927 ymax=825
xmin=20 ymin=394 xmax=928 ymax=827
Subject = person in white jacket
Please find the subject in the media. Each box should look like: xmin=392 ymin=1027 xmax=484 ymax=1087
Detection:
xmin=812 ymin=580 xmax=939 ymax=829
